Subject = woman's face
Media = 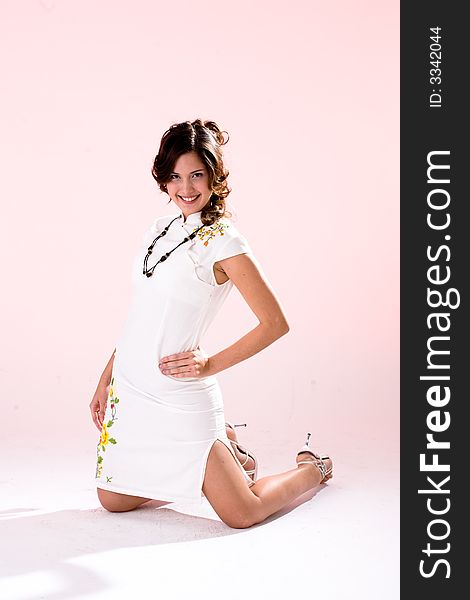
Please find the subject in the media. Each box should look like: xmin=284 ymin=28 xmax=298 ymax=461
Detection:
xmin=166 ymin=151 xmax=212 ymax=220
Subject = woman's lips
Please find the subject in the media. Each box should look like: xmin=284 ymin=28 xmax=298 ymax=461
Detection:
xmin=179 ymin=195 xmax=200 ymax=203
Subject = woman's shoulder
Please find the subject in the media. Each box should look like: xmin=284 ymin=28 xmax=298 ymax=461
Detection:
xmin=212 ymin=215 xmax=247 ymax=239
xmin=149 ymin=212 xmax=179 ymax=234
xmin=195 ymin=215 xmax=246 ymax=247
xmin=191 ymin=216 xmax=252 ymax=263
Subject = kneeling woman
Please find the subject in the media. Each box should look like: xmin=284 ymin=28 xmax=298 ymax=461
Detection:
xmin=89 ymin=118 xmax=333 ymax=529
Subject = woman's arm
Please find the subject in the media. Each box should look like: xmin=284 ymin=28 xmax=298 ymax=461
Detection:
xmin=97 ymin=348 xmax=116 ymax=389
xmin=206 ymin=253 xmax=289 ymax=376
xmin=90 ymin=348 xmax=116 ymax=430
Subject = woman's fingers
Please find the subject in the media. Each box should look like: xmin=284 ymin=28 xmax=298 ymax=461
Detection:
xmin=159 ymin=351 xmax=195 ymax=366
xmin=96 ymin=400 xmax=106 ymax=426
xmin=159 ymin=349 xmax=208 ymax=378
xmin=94 ymin=409 xmax=105 ymax=432
xmin=159 ymin=352 xmax=197 ymax=372
xmin=91 ymin=409 xmax=102 ymax=432
xmin=90 ymin=388 xmax=108 ymax=432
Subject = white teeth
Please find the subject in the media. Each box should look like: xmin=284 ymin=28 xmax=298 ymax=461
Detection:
xmin=180 ymin=195 xmax=199 ymax=202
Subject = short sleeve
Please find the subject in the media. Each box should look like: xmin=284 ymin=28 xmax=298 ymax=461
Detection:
xmin=215 ymin=232 xmax=252 ymax=262
xmin=187 ymin=219 xmax=253 ymax=287
xmin=207 ymin=225 xmax=252 ymax=286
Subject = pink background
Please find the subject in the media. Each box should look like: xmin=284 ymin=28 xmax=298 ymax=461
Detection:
xmin=1 ymin=2 xmax=398 ymax=477
xmin=0 ymin=3 xmax=399 ymax=596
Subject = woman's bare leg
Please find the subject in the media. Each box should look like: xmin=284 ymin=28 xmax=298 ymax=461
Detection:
xmin=97 ymin=425 xmax=249 ymax=513
xmin=202 ymin=440 xmax=332 ymax=529
xmin=97 ymin=488 xmax=171 ymax=512
xmin=97 ymin=431 xmax=331 ymax=522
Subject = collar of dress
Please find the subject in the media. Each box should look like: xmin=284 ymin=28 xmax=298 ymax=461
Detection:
xmin=178 ymin=209 xmax=203 ymax=227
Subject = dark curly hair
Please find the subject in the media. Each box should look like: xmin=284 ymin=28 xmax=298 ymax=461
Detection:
xmin=151 ymin=119 xmax=233 ymax=226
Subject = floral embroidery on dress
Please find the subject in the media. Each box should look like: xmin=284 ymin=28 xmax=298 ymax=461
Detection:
xmin=95 ymin=376 xmax=119 ymax=483
xmin=192 ymin=221 xmax=230 ymax=247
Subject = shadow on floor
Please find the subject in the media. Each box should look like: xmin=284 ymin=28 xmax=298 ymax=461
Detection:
xmin=0 ymin=482 xmax=328 ymax=585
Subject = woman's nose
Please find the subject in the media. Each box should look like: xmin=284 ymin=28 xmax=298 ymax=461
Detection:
xmin=180 ymin=181 xmax=197 ymax=194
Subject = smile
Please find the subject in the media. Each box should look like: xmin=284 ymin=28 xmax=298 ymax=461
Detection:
xmin=179 ymin=195 xmax=200 ymax=203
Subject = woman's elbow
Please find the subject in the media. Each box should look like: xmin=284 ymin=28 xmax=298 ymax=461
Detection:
xmin=267 ymin=318 xmax=290 ymax=336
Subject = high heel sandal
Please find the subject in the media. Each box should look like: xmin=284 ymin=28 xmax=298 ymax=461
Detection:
xmin=296 ymin=432 xmax=333 ymax=483
xmin=225 ymin=421 xmax=259 ymax=482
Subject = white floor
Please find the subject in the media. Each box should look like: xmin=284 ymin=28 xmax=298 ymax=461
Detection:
xmin=1 ymin=431 xmax=399 ymax=600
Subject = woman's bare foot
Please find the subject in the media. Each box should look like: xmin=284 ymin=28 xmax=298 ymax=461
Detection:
xmin=296 ymin=451 xmax=333 ymax=483
xmin=225 ymin=424 xmax=238 ymax=443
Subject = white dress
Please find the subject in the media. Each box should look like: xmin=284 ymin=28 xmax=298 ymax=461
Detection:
xmin=94 ymin=208 xmax=255 ymax=504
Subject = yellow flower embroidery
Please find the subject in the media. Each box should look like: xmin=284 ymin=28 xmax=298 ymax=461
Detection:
xmin=95 ymin=376 xmax=119 ymax=482
xmin=100 ymin=423 xmax=109 ymax=446
xmin=193 ymin=221 xmax=229 ymax=247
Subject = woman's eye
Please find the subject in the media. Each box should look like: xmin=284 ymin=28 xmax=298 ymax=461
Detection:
xmin=169 ymin=173 xmax=203 ymax=180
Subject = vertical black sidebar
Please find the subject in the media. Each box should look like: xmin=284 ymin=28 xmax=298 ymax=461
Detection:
xmin=401 ymin=2 xmax=466 ymax=596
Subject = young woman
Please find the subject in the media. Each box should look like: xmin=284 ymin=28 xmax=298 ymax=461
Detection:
xmin=89 ymin=119 xmax=332 ymax=529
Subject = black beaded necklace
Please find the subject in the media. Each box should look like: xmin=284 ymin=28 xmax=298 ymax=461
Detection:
xmin=142 ymin=215 xmax=205 ymax=278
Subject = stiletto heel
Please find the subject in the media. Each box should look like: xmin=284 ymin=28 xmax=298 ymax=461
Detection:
xmin=225 ymin=421 xmax=247 ymax=431
xmin=296 ymin=432 xmax=333 ymax=483
xmin=225 ymin=421 xmax=258 ymax=482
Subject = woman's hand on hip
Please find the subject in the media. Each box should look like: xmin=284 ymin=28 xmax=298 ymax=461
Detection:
xmin=158 ymin=346 xmax=211 ymax=379
xmin=89 ymin=383 xmax=110 ymax=431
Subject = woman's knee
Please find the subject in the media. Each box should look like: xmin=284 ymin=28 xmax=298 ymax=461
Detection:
xmin=97 ymin=488 xmax=124 ymax=511
xmin=224 ymin=509 xmax=264 ymax=529
xmin=96 ymin=487 xmax=145 ymax=512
